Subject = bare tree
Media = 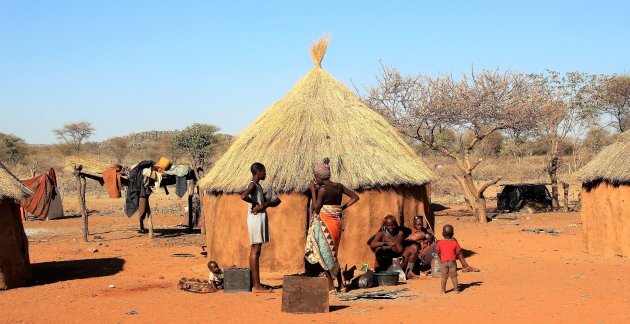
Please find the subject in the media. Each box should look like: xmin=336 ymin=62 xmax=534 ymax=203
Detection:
xmin=364 ymin=64 xmax=545 ymax=222
xmin=596 ymin=74 xmax=630 ymax=133
xmin=533 ymin=71 xmax=598 ymax=210
xmin=53 ymin=121 xmax=95 ymax=157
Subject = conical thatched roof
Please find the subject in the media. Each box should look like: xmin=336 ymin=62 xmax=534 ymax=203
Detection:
xmin=577 ymin=131 xmax=630 ymax=184
xmin=200 ymin=38 xmax=434 ymax=193
xmin=0 ymin=162 xmax=30 ymax=200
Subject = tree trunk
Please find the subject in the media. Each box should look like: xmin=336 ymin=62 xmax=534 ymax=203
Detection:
xmin=476 ymin=177 xmax=501 ymax=223
xmin=547 ymin=155 xmax=560 ymax=211
xmin=463 ymin=174 xmax=480 ymax=218
xmin=452 ymin=173 xmax=477 ymax=215
xmin=477 ymin=198 xmax=488 ymax=223
xmin=562 ymin=182 xmax=570 ymax=212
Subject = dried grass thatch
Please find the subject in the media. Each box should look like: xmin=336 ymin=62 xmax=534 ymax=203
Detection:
xmin=577 ymin=131 xmax=630 ymax=184
xmin=200 ymin=39 xmax=434 ymax=193
xmin=0 ymin=162 xmax=31 ymax=200
xmin=310 ymin=35 xmax=329 ymax=67
xmin=63 ymin=156 xmax=112 ymax=176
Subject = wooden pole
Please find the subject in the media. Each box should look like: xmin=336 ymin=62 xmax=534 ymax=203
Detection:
xmin=81 ymin=176 xmax=88 ymax=241
xmin=562 ymin=182 xmax=570 ymax=213
xmin=187 ymin=193 xmax=193 ymax=233
xmin=199 ymin=189 xmax=206 ymax=236
xmin=74 ymin=165 xmax=89 ymax=242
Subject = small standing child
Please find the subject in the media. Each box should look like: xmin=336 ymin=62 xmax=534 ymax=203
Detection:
xmin=208 ymin=261 xmax=224 ymax=290
xmin=240 ymin=162 xmax=280 ymax=292
xmin=435 ymin=224 xmax=462 ymax=293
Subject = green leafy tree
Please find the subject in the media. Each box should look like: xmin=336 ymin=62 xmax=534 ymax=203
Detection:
xmin=173 ymin=123 xmax=220 ymax=170
xmin=0 ymin=133 xmax=28 ymax=166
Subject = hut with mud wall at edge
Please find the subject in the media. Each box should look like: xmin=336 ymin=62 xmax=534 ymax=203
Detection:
xmin=0 ymin=162 xmax=32 ymax=289
xmin=576 ymin=131 xmax=630 ymax=257
xmin=199 ymin=38 xmax=435 ymax=273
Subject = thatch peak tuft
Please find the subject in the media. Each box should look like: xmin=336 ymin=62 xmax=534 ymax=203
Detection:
xmin=310 ymin=35 xmax=330 ymax=67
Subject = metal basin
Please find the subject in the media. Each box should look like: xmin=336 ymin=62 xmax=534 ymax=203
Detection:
xmin=374 ymin=271 xmax=399 ymax=286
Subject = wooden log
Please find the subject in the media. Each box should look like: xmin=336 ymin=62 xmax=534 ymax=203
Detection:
xmin=562 ymin=182 xmax=570 ymax=213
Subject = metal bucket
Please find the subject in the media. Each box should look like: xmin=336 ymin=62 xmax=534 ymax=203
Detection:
xmin=375 ymin=271 xmax=399 ymax=286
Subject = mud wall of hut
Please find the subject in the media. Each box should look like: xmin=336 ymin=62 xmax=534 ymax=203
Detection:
xmin=0 ymin=199 xmax=31 ymax=289
xmin=203 ymin=185 xmax=433 ymax=272
xmin=581 ymin=181 xmax=630 ymax=257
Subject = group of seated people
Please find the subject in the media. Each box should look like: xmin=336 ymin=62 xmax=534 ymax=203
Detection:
xmin=368 ymin=214 xmax=478 ymax=278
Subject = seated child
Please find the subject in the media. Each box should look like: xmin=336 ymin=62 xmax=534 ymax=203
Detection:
xmin=435 ymin=224 xmax=461 ymax=293
xmin=207 ymin=261 xmax=224 ymax=290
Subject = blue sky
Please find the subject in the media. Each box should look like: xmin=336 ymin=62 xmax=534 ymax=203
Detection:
xmin=1 ymin=1 xmax=629 ymax=144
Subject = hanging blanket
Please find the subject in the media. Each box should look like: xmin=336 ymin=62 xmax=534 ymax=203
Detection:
xmin=305 ymin=205 xmax=343 ymax=277
xmin=20 ymin=169 xmax=56 ymax=220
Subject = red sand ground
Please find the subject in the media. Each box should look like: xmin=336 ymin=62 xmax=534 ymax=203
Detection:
xmin=1 ymin=194 xmax=629 ymax=323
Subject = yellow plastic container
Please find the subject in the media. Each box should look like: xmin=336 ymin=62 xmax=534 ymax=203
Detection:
xmin=156 ymin=157 xmax=172 ymax=172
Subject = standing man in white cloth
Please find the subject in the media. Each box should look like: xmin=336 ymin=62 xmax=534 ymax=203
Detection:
xmin=241 ymin=162 xmax=280 ymax=292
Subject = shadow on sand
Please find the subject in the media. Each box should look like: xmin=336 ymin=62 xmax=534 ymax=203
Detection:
xmin=152 ymin=228 xmax=201 ymax=238
xmin=431 ymin=203 xmax=450 ymax=212
xmin=462 ymin=249 xmax=476 ymax=258
xmin=458 ymin=281 xmax=483 ymax=292
xmin=29 ymin=257 xmax=125 ymax=286
xmin=329 ymin=305 xmax=350 ymax=312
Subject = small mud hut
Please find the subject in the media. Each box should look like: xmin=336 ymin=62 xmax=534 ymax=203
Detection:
xmin=577 ymin=131 xmax=630 ymax=257
xmin=200 ymin=38 xmax=435 ymax=272
xmin=0 ymin=162 xmax=32 ymax=289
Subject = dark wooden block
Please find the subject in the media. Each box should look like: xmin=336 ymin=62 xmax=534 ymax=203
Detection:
xmin=224 ymin=268 xmax=251 ymax=292
xmin=281 ymin=275 xmax=329 ymax=314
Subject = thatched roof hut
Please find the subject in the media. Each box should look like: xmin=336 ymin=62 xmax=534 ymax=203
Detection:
xmin=577 ymin=131 xmax=630 ymax=185
xmin=0 ymin=163 xmax=32 ymax=289
xmin=576 ymin=131 xmax=630 ymax=257
xmin=200 ymin=38 xmax=435 ymax=272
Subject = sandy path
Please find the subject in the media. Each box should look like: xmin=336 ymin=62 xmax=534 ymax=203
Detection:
xmin=1 ymin=198 xmax=629 ymax=323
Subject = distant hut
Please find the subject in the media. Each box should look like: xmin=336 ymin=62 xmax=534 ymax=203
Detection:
xmin=200 ymin=38 xmax=435 ymax=272
xmin=0 ymin=162 xmax=32 ymax=289
xmin=576 ymin=131 xmax=630 ymax=257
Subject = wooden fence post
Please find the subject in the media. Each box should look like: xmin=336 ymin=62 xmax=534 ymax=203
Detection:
xmin=74 ymin=165 xmax=89 ymax=242
xmin=562 ymin=182 xmax=570 ymax=213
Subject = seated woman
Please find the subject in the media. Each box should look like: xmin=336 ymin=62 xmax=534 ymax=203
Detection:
xmin=403 ymin=216 xmax=436 ymax=277
xmin=368 ymin=215 xmax=405 ymax=272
